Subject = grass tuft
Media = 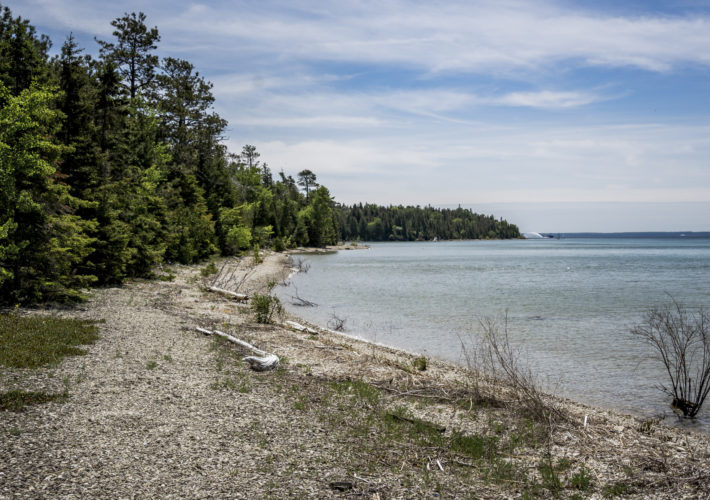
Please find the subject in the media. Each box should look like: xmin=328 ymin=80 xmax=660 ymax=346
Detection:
xmin=0 ymin=390 xmax=67 ymax=411
xmin=330 ymin=379 xmax=381 ymax=406
xmin=450 ymin=431 xmax=499 ymax=461
xmin=412 ymin=355 xmax=428 ymax=371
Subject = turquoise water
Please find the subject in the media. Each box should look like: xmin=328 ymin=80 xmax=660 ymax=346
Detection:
xmin=276 ymin=239 xmax=710 ymax=429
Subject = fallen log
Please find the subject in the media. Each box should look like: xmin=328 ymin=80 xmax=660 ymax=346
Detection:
xmin=196 ymin=327 xmax=279 ymax=371
xmin=207 ymin=286 xmax=249 ymax=302
xmin=285 ymin=320 xmax=317 ymax=334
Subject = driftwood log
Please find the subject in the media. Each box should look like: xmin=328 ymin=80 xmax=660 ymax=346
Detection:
xmin=197 ymin=327 xmax=279 ymax=371
xmin=285 ymin=320 xmax=317 ymax=334
xmin=207 ymin=286 xmax=249 ymax=302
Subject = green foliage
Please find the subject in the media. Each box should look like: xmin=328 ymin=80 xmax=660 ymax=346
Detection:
xmin=0 ymin=314 xmax=99 ymax=368
xmin=412 ymin=355 xmax=428 ymax=371
xmin=0 ymin=390 xmax=67 ymax=411
xmin=538 ymin=459 xmax=563 ymax=496
xmin=252 ymin=244 xmax=262 ymax=264
xmin=0 ymin=83 xmax=97 ymax=303
xmin=450 ymin=431 xmax=499 ymax=461
xmin=201 ymin=260 xmax=218 ymax=276
xmin=96 ymin=11 xmax=160 ymax=100
xmin=0 ymin=6 xmax=52 ymax=95
xmin=330 ymin=379 xmax=381 ymax=406
xmin=251 ymin=293 xmax=282 ymax=324
xmin=272 ymin=236 xmax=286 ymax=252
xmin=220 ymin=205 xmax=253 ymax=254
xmin=569 ymin=467 xmax=594 ymax=491
xmin=296 ymin=186 xmax=338 ymax=247
xmin=338 ymin=203 xmax=520 ymax=241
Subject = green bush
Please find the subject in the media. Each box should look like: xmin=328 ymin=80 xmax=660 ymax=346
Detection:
xmin=251 ymin=294 xmax=282 ymax=324
xmin=272 ymin=237 xmax=286 ymax=252
xmin=412 ymin=355 xmax=428 ymax=371
xmin=201 ymin=261 xmax=218 ymax=276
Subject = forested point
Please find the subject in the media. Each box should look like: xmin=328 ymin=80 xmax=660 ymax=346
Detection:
xmin=0 ymin=5 xmax=519 ymax=304
xmin=337 ymin=204 xmax=519 ymax=241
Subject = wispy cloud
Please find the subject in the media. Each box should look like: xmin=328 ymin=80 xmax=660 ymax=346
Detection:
xmin=491 ymin=90 xmax=607 ymax=109
xmin=156 ymin=0 xmax=710 ymax=75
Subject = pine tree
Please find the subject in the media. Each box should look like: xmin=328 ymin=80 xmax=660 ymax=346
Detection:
xmin=96 ymin=12 xmax=160 ymax=101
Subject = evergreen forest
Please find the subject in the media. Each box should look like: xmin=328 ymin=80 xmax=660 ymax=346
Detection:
xmin=0 ymin=6 xmax=519 ymax=304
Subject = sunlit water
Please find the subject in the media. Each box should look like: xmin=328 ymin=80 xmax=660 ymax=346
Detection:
xmin=276 ymin=239 xmax=710 ymax=431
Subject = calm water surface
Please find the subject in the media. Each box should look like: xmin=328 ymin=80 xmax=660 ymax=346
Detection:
xmin=276 ymin=239 xmax=710 ymax=430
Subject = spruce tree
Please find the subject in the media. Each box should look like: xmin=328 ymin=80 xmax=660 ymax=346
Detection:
xmin=0 ymin=83 xmax=96 ymax=303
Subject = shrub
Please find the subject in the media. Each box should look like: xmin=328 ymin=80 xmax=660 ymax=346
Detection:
xmin=272 ymin=237 xmax=286 ymax=252
xmin=251 ymin=293 xmax=282 ymax=324
xmin=412 ymin=355 xmax=428 ymax=371
xmin=327 ymin=313 xmax=346 ymax=331
xmin=477 ymin=314 xmax=565 ymax=425
xmin=631 ymin=301 xmax=710 ymax=418
xmin=201 ymin=261 xmax=218 ymax=276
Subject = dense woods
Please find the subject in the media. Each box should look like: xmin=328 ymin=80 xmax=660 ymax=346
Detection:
xmin=337 ymin=204 xmax=520 ymax=241
xmin=0 ymin=6 xmax=518 ymax=304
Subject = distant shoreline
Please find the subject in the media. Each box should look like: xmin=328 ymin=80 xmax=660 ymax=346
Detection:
xmin=537 ymin=231 xmax=710 ymax=239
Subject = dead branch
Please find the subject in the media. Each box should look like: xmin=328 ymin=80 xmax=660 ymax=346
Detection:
xmin=289 ymin=284 xmax=317 ymax=307
xmin=207 ymin=286 xmax=249 ymax=302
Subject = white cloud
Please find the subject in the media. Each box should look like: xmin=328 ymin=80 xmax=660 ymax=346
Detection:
xmin=16 ymin=1 xmax=710 ymax=75
xmin=493 ymin=90 xmax=605 ymax=109
xmin=158 ymin=0 xmax=710 ymax=74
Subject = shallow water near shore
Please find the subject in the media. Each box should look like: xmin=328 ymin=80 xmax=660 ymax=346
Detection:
xmin=277 ymin=239 xmax=710 ymax=431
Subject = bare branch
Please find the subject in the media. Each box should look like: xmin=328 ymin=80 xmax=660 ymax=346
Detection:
xmin=631 ymin=301 xmax=710 ymax=418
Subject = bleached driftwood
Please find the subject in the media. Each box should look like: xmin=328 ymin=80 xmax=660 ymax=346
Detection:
xmin=197 ymin=327 xmax=279 ymax=371
xmin=207 ymin=286 xmax=249 ymax=302
xmin=285 ymin=320 xmax=317 ymax=334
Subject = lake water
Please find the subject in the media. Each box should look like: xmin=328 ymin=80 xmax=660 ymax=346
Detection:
xmin=276 ymin=239 xmax=710 ymax=430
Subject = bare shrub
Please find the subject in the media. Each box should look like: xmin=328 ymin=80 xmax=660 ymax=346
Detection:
xmin=289 ymin=256 xmax=310 ymax=274
xmin=631 ymin=301 xmax=710 ymax=418
xmin=461 ymin=314 xmax=565 ymax=426
xmin=210 ymin=259 xmax=254 ymax=293
xmin=480 ymin=315 xmax=565 ymax=424
xmin=327 ymin=313 xmax=346 ymax=332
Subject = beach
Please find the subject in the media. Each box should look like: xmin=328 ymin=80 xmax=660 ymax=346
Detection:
xmin=1 ymin=251 xmax=709 ymax=499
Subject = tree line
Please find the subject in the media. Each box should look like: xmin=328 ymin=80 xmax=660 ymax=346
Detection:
xmin=0 ymin=6 xmax=518 ymax=304
xmin=336 ymin=204 xmax=519 ymax=241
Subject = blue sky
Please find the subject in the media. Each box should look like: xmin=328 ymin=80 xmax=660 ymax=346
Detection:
xmin=8 ymin=0 xmax=710 ymax=231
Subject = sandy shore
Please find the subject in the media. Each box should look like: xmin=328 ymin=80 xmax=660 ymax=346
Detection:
xmin=1 ymin=252 xmax=709 ymax=499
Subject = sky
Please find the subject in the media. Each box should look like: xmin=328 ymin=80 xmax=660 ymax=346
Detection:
xmin=8 ymin=0 xmax=710 ymax=232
